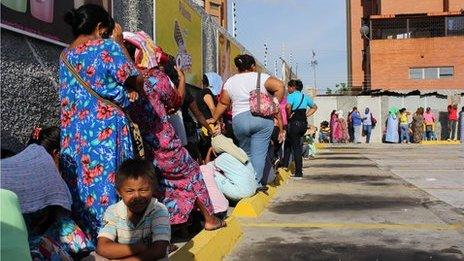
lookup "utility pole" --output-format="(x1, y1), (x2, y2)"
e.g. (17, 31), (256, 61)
(232, 2), (237, 38)
(310, 49), (318, 90)
(264, 43), (268, 68)
(274, 60), (278, 77)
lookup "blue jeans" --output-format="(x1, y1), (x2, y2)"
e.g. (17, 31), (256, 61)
(232, 111), (274, 185)
(363, 125), (372, 143)
(400, 124), (410, 143)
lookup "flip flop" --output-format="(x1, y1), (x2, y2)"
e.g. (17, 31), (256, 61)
(204, 219), (227, 231)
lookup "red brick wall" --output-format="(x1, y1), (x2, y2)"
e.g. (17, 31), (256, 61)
(347, 0), (366, 90)
(380, 0), (444, 15)
(448, 0), (464, 11)
(370, 36), (464, 90)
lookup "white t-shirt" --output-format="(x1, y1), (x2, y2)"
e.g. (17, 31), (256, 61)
(223, 72), (271, 117)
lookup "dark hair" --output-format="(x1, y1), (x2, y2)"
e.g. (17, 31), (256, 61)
(1, 149), (16, 159)
(295, 80), (304, 91)
(27, 126), (60, 155)
(163, 58), (179, 87)
(64, 4), (115, 38)
(288, 80), (297, 87)
(417, 107), (424, 115)
(202, 74), (210, 87)
(399, 108), (406, 113)
(116, 159), (157, 190)
(124, 41), (137, 62)
(234, 54), (255, 72)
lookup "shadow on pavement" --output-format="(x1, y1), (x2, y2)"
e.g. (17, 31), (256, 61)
(304, 174), (393, 182)
(309, 163), (377, 168)
(317, 156), (367, 160)
(270, 193), (419, 214)
(234, 237), (463, 261)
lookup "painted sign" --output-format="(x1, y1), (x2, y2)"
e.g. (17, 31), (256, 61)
(155, 0), (203, 86)
(1, 0), (112, 46)
(217, 32), (230, 81)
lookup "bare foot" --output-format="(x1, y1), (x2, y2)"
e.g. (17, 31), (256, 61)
(204, 217), (226, 231)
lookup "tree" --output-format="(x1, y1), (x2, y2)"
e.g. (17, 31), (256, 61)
(335, 83), (349, 94)
(326, 88), (333, 95)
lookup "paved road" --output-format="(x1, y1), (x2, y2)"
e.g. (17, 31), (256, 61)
(226, 144), (464, 261)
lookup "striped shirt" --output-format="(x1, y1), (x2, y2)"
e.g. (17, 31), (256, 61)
(98, 198), (170, 245)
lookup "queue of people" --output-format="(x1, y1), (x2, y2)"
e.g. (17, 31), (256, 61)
(324, 107), (377, 144)
(385, 105), (463, 144)
(1, 4), (321, 260)
(321, 104), (464, 144)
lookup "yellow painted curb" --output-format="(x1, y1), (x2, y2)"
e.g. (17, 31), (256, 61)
(169, 216), (242, 261)
(232, 168), (292, 218)
(421, 140), (461, 145)
(316, 143), (328, 149)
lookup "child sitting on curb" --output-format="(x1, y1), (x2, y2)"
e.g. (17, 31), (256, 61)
(93, 159), (171, 261)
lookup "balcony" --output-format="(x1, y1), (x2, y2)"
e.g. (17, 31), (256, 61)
(370, 15), (464, 40)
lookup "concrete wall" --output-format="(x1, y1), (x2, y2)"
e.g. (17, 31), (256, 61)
(313, 94), (463, 143)
(0, 0), (153, 151)
(370, 37), (464, 90)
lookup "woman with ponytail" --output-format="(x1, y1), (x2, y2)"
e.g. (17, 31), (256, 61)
(59, 4), (144, 242)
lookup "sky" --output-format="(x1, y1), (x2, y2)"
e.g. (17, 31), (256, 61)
(227, 0), (347, 93)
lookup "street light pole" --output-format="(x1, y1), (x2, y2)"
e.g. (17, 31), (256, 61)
(232, 2), (237, 38)
(361, 25), (371, 91)
(310, 50), (318, 90)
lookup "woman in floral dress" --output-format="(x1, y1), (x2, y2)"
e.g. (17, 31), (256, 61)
(59, 5), (142, 241)
(123, 32), (225, 230)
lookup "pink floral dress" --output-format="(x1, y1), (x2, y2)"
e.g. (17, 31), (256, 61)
(129, 68), (214, 225)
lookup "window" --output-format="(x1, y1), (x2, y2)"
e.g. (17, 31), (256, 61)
(424, 68), (438, 79)
(447, 16), (464, 36)
(410, 67), (454, 80)
(439, 67), (454, 78)
(409, 68), (423, 80)
(210, 2), (221, 10)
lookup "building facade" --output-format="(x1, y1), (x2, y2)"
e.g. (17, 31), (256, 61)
(192, 0), (228, 28)
(347, 0), (464, 91)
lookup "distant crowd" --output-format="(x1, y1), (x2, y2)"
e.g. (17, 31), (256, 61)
(318, 105), (464, 144)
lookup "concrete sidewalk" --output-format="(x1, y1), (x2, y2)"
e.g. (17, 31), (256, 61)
(226, 144), (464, 260)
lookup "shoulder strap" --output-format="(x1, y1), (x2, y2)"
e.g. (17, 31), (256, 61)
(255, 72), (262, 106)
(60, 51), (124, 114)
(255, 72), (261, 91)
(292, 93), (305, 112)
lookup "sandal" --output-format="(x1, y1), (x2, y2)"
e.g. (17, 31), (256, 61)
(256, 186), (269, 195)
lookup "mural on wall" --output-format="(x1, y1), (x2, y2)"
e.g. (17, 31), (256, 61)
(156, 0), (202, 86)
(0, 0), (112, 46)
(229, 40), (242, 76)
(218, 32), (231, 81)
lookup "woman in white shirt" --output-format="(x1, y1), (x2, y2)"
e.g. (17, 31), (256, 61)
(209, 54), (285, 185)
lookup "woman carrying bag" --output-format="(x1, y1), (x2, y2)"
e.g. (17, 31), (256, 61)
(59, 4), (144, 242)
(209, 54), (285, 186)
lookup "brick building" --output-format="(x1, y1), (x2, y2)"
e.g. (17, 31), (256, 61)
(347, 0), (464, 92)
(192, 0), (228, 28)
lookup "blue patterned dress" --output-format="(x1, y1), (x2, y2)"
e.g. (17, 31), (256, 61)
(59, 39), (138, 241)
